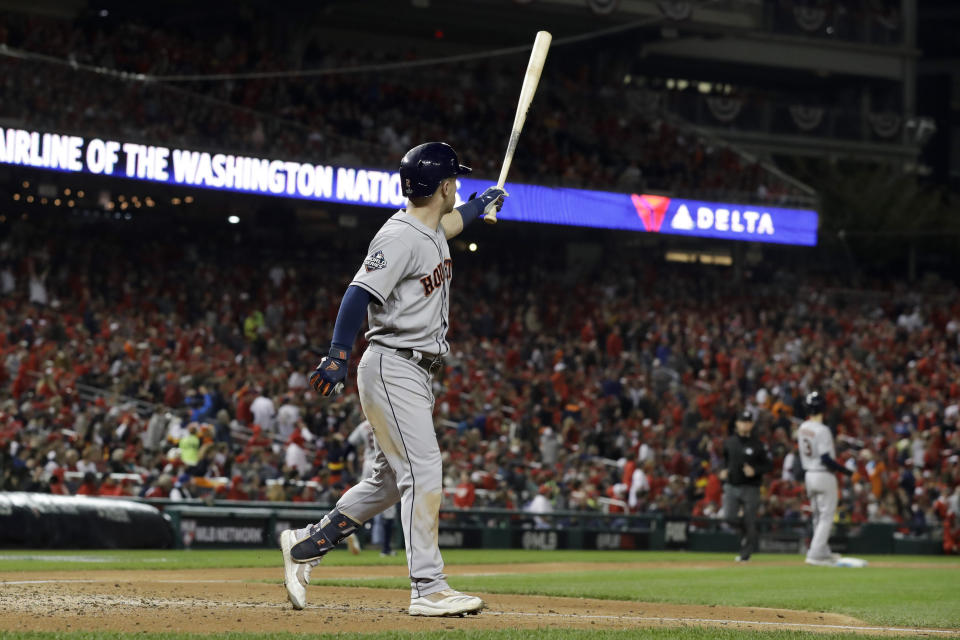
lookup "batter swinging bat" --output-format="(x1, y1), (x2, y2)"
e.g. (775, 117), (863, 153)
(484, 30), (552, 224)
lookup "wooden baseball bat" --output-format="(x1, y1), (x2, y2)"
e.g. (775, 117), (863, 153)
(484, 30), (552, 224)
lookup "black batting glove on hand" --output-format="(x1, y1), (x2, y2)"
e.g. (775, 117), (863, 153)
(470, 186), (507, 217)
(310, 347), (348, 397)
(461, 186), (508, 220)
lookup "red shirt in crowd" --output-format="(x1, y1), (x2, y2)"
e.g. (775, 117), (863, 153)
(454, 481), (476, 509)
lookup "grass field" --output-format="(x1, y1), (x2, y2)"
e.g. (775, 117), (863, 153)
(1, 549), (957, 640)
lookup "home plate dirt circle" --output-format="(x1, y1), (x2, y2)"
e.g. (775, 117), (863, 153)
(0, 566), (956, 637)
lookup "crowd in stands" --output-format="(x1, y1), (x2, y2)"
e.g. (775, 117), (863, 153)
(0, 9), (806, 204)
(0, 220), (958, 552)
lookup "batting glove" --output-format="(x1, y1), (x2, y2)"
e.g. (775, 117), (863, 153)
(461, 186), (508, 220)
(474, 186), (508, 217)
(310, 352), (347, 397)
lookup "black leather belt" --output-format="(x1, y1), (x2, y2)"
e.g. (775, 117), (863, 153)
(396, 348), (443, 374)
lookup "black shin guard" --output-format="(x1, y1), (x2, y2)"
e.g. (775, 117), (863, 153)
(290, 509), (360, 562)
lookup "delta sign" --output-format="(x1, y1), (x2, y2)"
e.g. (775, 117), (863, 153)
(1, 127), (818, 246)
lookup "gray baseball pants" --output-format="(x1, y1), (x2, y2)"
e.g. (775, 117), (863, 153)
(805, 470), (838, 561)
(334, 346), (448, 599)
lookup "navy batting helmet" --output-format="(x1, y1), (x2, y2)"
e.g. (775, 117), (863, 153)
(399, 142), (471, 198)
(804, 391), (826, 414)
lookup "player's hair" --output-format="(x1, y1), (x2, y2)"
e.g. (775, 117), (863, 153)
(408, 177), (454, 208)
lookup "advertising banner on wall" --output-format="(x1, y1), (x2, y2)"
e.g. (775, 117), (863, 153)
(1, 127), (818, 245)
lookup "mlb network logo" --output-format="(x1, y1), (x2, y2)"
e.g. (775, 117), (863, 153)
(631, 194), (776, 236)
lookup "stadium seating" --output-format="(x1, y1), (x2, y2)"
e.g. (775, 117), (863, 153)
(0, 221), (957, 545)
(0, 10), (806, 205)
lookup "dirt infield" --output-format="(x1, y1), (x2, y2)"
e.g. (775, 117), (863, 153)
(0, 565), (956, 637)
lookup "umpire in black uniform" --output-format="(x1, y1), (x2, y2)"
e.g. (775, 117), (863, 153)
(721, 409), (772, 562)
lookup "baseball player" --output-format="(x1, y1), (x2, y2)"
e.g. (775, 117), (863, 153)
(346, 419), (396, 555)
(279, 142), (506, 616)
(796, 391), (853, 566)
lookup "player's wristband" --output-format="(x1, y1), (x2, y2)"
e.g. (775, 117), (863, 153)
(329, 344), (350, 361)
(456, 194), (485, 228)
(458, 188), (506, 229)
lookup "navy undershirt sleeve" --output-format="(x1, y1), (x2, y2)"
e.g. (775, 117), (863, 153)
(330, 285), (371, 358)
(820, 453), (852, 475)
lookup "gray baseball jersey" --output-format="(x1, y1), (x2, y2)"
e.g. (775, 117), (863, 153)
(350, 211), (451, 356)
(797, 420), (835, 472)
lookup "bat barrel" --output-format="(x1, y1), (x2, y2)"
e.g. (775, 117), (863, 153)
(485, 30), (552, 225)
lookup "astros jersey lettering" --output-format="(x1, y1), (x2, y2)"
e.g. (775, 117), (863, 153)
(350, 211), (451, 356)
(796, 420), (835, 472)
